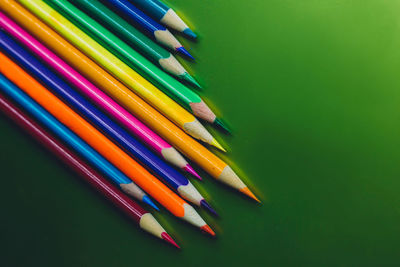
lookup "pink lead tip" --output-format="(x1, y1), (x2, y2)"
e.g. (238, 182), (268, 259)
(161, 232), (180, 249)
(183, 164), (202, 180)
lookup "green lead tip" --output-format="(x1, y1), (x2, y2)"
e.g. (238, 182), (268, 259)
(182, 72), (202, 89)
(214, 118), (231, 133)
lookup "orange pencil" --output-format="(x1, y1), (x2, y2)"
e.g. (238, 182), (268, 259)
(0, 52), (214, 235)
(0, 0), (258, 201)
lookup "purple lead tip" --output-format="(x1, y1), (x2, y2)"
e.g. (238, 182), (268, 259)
(183, 164), (202, 180)
(176, 46), (195, 60)
(200, 199), (218, 217)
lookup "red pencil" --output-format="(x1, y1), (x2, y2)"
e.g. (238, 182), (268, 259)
(0, 92), (179, 248)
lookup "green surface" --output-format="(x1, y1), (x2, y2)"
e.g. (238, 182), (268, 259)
(1, 0), (400, 266)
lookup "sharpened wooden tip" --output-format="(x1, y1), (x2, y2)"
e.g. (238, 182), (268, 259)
(211, 138), (226, 152)
(183, 28), (197, 39)
(161, 232), (180, 249)
(200, 225), (216, 236)
(214, 118), (231, 133)
(183, 164), (202, 180)
(181, 72), (201, 88)
(176, 46), (194, 60)
(189, 99), (216, 123)
(240, 187), (261, 203)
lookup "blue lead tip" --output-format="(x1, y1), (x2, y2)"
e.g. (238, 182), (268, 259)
(143, 195), (159, 211)
(200, 199), (218, 217)
(176, 46), (195, 60)
(183, 28), (197, 39)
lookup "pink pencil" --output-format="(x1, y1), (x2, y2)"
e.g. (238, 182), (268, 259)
(0, 12), (201, 179)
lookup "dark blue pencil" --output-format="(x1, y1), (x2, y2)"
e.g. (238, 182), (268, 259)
(131, 0), (196, 39)
(0, 30), (215, 214)
(103, 0), (194, 59)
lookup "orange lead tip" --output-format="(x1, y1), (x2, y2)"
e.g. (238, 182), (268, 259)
(240, 187), (261, 203)
(161, 232), (180, 249)
(200, 225), (216, 236)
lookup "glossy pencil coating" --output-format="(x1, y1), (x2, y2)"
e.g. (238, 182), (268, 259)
(0, 11), (198, 177)
(19, 0), (220, 148)
(47, 0), (221, 129)
(131, 0), (197, 38)
(0, 52), (215, 230)
(103, 0), (192, 58)
(0, 91), (176, 245)
(0, 31), (212, 211)
(73, 0), (198, 87)
(0, 71), (154, 207)
(0, 0), (258, 201)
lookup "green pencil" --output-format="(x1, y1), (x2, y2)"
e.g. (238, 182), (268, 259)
(73, 0), (199, 88)
(46, 0), (229, 131)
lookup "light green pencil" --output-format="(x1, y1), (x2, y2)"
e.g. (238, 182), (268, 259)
(45, 0), (229, 132)
(21, 0), (225, 150)
(73, 0), (199, 88)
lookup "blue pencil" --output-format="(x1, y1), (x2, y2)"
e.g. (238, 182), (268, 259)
(0, 72), (157, 210)
(0, 31), (215, 215)
(131, 0), (196, 39)
(103, 0), (194, 59)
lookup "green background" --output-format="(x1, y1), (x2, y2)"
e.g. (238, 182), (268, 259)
(1, 0), (400, 266)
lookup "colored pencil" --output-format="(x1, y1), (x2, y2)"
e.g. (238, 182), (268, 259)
(0, 60), (157, 210)
(0, 11), (200, 178)
(131, 0), (196, 39)
(49, 0), (228, 132)
(0, 0), (259, 201)
(19, 0), (223, 150)
(73, 0), (199, 88)
(0, 52), (215, 235)
(0, 90), (177, 247)
(103, 0), (193, 59)
(0, 31), (215, 215)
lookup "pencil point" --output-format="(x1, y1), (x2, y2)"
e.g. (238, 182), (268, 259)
(161, 232), (180, 249)
(142, 195), (159, 211)
(183, 164), (202, 180)
(181, 72), (201, 89)
(176, 46), (194, 60)
(200, 225), (216, 236)
(183, 28), (197, 39)
(240, 187), (261, 203)
(200, 199), (218, 216)
(214, 118), (231, 133)
(210, 138), (226, 152)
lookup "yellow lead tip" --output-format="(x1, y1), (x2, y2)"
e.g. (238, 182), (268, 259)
(240, 187), (261, 203)
(210, 138), (226, 152)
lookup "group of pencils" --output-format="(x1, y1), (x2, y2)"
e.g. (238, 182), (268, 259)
(0, 0), (259, 248)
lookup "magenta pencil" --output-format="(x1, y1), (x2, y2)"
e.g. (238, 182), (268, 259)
(0, 12), (200, 179)
(0, 92), (179, 247)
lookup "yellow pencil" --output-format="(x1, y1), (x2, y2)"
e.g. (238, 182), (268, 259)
(18, 0), (224, 151)
(0, 0), (259, 201)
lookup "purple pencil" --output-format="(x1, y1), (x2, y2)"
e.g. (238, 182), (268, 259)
(0, 12), (201, 179)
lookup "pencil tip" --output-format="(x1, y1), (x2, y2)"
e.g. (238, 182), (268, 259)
(214, 118), (231, 133)
(161, 232), (180, 248)
(200, 199), (218, 216)
(183, 164), (202, 180)
(182, 72), (201, 89)
(240, 187), (261, 203)
(176, 46), (195, 60)
(210, 138), (226, 152)
(183, 28), (197, 39)
(200, 225), (216, 236)
(142, 195), (159, 211)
